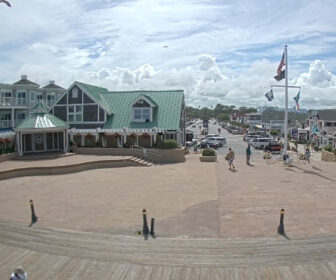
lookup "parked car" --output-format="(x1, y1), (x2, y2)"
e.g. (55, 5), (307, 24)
(249, 137), (274, 149)
(264, 141), (282, 153)
(208, 137), (227, 147)
(206, 134), (220, 139)
(200, 139), (220, 149)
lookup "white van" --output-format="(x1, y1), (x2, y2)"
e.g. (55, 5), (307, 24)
(249, 137), (273, 149)
(208, 137), (227, 147)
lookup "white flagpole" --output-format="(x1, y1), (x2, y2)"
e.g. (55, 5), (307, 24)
(284, 45), (288, 157)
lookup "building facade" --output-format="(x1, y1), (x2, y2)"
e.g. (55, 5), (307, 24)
(308, 109), (336, 148)
(0, 75), (65, 131)
(49, 81), (186, 149)
(261, 107), (308, 125)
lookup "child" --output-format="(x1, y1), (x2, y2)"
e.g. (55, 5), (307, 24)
(305, 148), (310, 163)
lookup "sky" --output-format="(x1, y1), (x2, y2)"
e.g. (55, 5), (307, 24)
(1, 0), (336, 109)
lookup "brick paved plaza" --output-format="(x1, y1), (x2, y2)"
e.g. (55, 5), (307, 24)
(0, 153), (335, 239)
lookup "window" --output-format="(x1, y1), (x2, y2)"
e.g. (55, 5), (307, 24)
(17, 91), (27, 105)
(37, 94), (43, 100)
(1, 91), (11, 105)
(72, 88), (78, 98)
(132, 107), (152, 122)
(68, 104), (82, 122)
(30, 91), (36, 102)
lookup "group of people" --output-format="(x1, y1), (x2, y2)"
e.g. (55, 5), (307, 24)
(224, 144), (253, 171)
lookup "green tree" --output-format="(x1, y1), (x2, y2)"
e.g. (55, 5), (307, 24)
(217, 113), (230, 122)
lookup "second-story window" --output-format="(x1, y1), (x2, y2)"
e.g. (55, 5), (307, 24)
(30, 91), (36, 102)
(132, 98), (152, 122)
(17, 91), (27, 106)
(37, 94), (43, 100)
(68, 105), (82, 122)
(132, 107), (151, 122)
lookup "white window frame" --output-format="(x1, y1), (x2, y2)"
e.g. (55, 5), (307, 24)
(68, 104), (83, 123)
(30, 91), (36, 102)
(132, 107), (152, 122)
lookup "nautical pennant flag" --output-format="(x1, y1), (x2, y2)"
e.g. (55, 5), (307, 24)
(265, 89), (274, 101)
(293, 90), (300, 111)
(274, 52), (286, 81)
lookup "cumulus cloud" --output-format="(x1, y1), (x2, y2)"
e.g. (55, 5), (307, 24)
(296, 60), (335, 88)
(1, 1), (336, 109)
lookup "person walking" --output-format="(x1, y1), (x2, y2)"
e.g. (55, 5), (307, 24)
(305, 148), (311, 163)
(226, 147), (235, 170)
(246, 144), (251, 165)
(10, 266), (27, 280)
(193, 142), (198, 153)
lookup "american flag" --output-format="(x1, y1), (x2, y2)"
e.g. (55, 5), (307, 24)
(277, 52), (285, 75)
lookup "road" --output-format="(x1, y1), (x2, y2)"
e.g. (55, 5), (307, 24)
(189, 121), (262, 157)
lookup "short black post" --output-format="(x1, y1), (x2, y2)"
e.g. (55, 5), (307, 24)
(150, 218), (156, 238)
(142, 209), (149, 240)
(277, 208), (285, 235)
(30, 199), (38, 224)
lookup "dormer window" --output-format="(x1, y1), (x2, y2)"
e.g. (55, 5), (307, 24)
(133, 107), (151, 122)
(131, 95), (157, 123)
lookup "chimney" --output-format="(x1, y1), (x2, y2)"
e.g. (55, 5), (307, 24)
(21, 75), (27, 80)
(49, 80), (55, 85)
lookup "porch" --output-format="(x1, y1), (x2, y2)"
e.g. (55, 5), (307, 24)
(16, 130), (67, 156)
(70, 128), (183, 148)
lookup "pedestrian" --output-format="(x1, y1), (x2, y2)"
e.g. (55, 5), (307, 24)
(226, 147), (235, 170)
(246, 144), (251, 165)
(305, 148), (310, 163)
(10, 266), (27, 280)
(193, 142), (198, 153)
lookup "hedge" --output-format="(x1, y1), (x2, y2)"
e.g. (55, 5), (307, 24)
(157, 140), (178, 149)
(202, 148), (216, 156)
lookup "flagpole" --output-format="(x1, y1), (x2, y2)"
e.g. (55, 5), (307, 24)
(284, 45), (288, 157)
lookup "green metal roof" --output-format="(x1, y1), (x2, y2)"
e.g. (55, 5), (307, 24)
(102, 90), (183, 130)
(32, 101), (49, 113)
(73, 82), (184, 130)
(16, 113), (68, 130)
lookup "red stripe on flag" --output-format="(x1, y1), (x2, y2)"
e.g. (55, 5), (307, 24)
(277, 53), (285, 75)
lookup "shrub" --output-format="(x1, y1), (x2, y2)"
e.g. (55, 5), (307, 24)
(157, 139), (178, 149)
(202, 148), (216, 156)
(324, 146), (333, 152)
(270, 130), (278, 136)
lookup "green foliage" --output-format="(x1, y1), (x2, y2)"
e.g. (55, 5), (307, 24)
(270, 130), (278, 136)
(185, 104), (257, 120)
(157, 139), (178, 149)
(217, 113), (230, 122)
(202, 148), (216, 156)
(324, 146), (333, 152)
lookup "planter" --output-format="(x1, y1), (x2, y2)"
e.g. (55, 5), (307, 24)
(200, 155), (217, 162)
(322, 150), (336, 162)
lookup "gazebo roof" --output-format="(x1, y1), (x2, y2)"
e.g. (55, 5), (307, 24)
(16, 113), (68, 130)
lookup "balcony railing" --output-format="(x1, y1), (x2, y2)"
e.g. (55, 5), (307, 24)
(0, 120), (11, 129)
(0, 97), (28, 107)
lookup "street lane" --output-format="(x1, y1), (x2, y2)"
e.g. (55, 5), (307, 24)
(188, 120), (263, 158)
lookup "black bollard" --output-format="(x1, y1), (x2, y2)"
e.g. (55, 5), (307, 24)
(277, 208), (285, 235)
(30, 199), (38, 224)
(150, 218), (156, 238)
(142, 209), (149, 240)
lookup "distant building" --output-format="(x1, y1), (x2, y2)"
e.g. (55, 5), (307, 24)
(0, 75), (65, 130)
(308, 109), (336, 148)
(261, 107), (308, 125)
